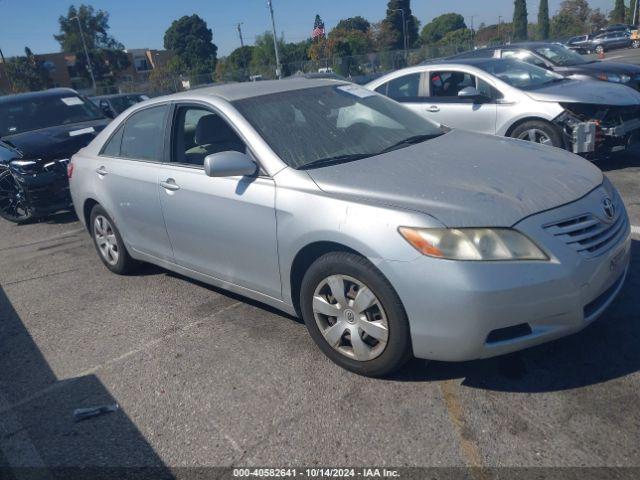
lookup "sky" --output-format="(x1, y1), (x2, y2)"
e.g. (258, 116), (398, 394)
(0, 0), (618, 58)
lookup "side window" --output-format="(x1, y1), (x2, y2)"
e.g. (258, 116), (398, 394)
(120, 105), (168, 161)
(173, 106), (246, 166)
(477, 79), (503, 101)
(100, 125), (124, 157)
(429, 71), (475, 98)
(501, 50), (547, 68)
(385, 73), (421, 100)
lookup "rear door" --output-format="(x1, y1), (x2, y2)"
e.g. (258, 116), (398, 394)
(92, 104), (174, 261)
(373, 71), (428, 114)
(421, 69), (498, 135)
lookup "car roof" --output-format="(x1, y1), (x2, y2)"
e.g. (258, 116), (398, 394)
(0, 87), (80, 104)
(157, 77), (349, 102)
(90, 93), (146, 100)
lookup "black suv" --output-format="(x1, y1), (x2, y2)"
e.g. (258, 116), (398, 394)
(449, 42), (640, 90)
(0, 88), (109, 223)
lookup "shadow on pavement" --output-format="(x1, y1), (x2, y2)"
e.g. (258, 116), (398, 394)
(393, 239), (640, 392)
(0, 285), (174, 479)
(596, 146), (640, 172)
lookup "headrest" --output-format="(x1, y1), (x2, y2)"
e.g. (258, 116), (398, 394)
(194, 114), (237, 145)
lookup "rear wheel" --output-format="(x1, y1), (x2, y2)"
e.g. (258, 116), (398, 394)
(90, 204), (137, 274)
(0, 169), (33, 224)
(300, 252), (411, 377)
(595, 45), (605, 54)
(632, 40), (640, 49)
(510, 120), (564, 149)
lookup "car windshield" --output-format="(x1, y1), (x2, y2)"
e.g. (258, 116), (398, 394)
(233, 85), (443, 169)
(476, 59), (565, 90)
(0, 93), (105, 136)
(533, 44), (589, 66)
(108, 94), (149, 114)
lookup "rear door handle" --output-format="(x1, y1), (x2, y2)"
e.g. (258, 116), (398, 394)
(160, 178), (180, 191)
(427, 106), (440, 113)
(96, 166), (107, 176)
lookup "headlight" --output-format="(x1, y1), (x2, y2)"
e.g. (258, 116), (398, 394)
(598, 73), (631, 83)
(9, 160), (39, 173)
(398, 227), (549, 261)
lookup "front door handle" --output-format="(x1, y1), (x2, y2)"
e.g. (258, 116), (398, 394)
(96, 166), (107, 176)
(160, 178), (180, 191)
(427, 105), (440, 113)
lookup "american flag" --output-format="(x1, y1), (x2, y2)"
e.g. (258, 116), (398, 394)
(312, 15), (325, 39)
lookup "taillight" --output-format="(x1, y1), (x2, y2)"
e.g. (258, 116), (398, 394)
(67, 162), (74, 179)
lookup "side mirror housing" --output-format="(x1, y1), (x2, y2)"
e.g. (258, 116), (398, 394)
(204, 151), (257, 178)
(458, 86), (488, 101)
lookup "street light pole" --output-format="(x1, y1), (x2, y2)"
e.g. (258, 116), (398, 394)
(237, 22), (245, 48)
(391, 8), (408, 56)
(267, 0), (282, 79)
(498, 16), (503, 43)
(71, 15), (97, 93)
(0, 46), (13, 91)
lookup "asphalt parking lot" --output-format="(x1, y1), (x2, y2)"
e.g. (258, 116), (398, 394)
(1, 62), (640, 478)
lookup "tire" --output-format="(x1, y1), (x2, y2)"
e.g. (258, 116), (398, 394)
(0, 169), (33, 224)
(89, 204), (137, 274)
(595, 45), (605, 54)
(510, 120), (564, 149)
(300, 251), (411, 377)
(633, 40), (640, 49)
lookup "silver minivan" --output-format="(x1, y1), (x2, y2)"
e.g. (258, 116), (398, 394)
(70, 78), (630, 376)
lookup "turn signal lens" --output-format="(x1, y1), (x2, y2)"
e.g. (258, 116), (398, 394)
(67, 162), (74, 179)
(398, 227), (548, 261)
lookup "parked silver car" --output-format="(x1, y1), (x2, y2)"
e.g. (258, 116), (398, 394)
(366, 58), (640, 156)
(69, 78), (631, 376)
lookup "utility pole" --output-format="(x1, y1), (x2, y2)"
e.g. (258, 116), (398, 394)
(634, 0), (639, 26)
(469, 15), (477, 48)
(391, 8), (408, 57)
(0, 46), (13, 92)
(498, 16), (503, 43)
(237, 22), (245, 48)
(71, 15), (97, 93)
(266, 0), (282, 79)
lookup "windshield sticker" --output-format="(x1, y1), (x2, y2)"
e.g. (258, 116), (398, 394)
(337, 85), (376, 98)
(69, 127), (95, 137)
(61, 97), (85, 106)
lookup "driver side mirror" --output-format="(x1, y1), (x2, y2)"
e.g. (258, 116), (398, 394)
(204, 151), (257, 178)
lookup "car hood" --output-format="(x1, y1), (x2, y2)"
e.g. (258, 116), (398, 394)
(523, 79), (640, 105)
(304, 130), (603, 228)
(2, 119), (109, 161)
(567, 60), (640, 76)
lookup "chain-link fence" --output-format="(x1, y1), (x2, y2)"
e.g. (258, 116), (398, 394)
(95, 42), (475, 97)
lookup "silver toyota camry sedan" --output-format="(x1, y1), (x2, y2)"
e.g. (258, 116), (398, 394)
(69, 78), (631, 377)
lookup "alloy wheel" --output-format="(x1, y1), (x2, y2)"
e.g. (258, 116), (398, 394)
(0, 170), (30, 222)
(312, 274), (389, 361)
(93, 215), (120, 265)
(518, 128), (552, 146)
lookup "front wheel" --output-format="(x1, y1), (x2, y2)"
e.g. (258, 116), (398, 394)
(300, 252), (411, 377)
(595, 45), (605, 54)
(510, 120), (564, 149)
(632, 40), (640, 49)
(0, 169), (33, 224)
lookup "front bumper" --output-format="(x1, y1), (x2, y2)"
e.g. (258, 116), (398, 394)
(9, 159), (72, 216)
(380, 186), (631, 362)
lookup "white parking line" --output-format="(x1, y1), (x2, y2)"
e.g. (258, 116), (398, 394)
(632, 225), (640, 237)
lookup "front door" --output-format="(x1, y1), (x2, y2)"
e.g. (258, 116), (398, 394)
(157, 104), (281, 299)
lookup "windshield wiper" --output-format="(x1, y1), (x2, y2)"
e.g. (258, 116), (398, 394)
(377, 133), (441, 154)
(298, 153), (373, 170)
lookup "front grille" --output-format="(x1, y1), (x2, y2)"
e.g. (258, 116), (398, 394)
(543, 196), (628, 258)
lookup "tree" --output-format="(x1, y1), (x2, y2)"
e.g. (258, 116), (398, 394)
(163, 15), (218, 75)
(54, 4), (129, 86)
(538, 0), (550, 39)
(611, 0), (626, 23)
(589, 9), (608, 31)
(4, 47), (51, 93)
(420, 13), (466, 44)
(513, 0), (528, 40)
(381, 0), (420, 50)
(335, 16), (371, 33)
(550, 0), (593, 37)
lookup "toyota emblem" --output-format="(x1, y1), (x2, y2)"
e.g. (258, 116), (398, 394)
(602, 197), (615, 220)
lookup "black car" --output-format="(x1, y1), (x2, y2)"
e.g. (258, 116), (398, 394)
(0, 88), (109, 223)
(90, 93), (149, 118)
(449, 42), (640, 90)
